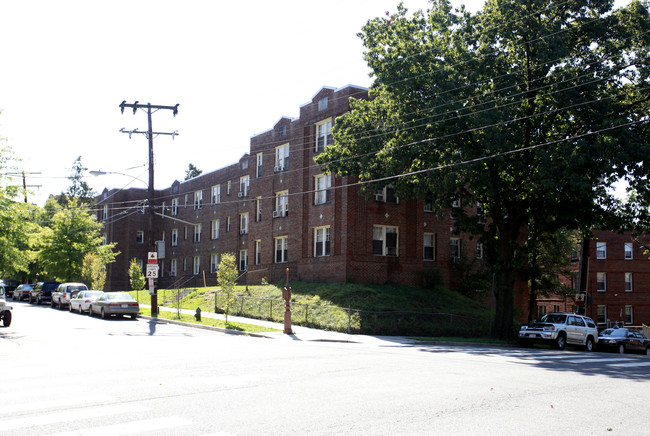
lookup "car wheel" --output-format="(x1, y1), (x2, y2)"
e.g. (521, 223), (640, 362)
(88, 306), (93, 317)
(618, 343), (626, 354)
(101, 308), (107, 319)
(554, 334), (566, 351)
(645, 347), (650, 356)
(2, 311), (11, 327)
(585, 337), (595, 352)
(131, 314), (138, 320)
(37, 297), (41, 305)
(78, 305), (83, 314)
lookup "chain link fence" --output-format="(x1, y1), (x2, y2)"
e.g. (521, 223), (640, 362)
(200, 292), (491, 337)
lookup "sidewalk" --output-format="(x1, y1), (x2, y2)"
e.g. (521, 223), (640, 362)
(139, 304), (413, 347)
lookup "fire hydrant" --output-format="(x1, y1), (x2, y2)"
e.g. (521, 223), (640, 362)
(194, 307), (202, 321)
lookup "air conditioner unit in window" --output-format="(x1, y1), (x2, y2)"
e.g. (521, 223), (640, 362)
(274, 165), (281, 172)
(238, 191), (244, 198)
(169, 272), (176, 277)
(374, 194), (384, 202)
(240, 229), (247, 235)
(272, 210), (280, 218)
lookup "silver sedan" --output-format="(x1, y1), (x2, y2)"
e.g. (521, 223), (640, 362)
(89, 292), (139, 319)
(69, 290), (104, 314)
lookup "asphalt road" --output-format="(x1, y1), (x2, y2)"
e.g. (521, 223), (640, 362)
(1, 300), (649, 435)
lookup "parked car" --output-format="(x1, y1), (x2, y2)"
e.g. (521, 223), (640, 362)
(0, 279), (19, 299)
(597, 328), (650, 355)
(519, 312), (598, 351)
(29, 281), (61, 305)
(69, 290), (104, 314)
(51, 282), (88, 310)
(12, 284), (33, 301)
(0, 285), (12, 327)
(89, 292), (139, 319)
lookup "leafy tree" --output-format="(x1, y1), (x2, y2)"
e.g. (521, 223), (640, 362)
(184, 163), (203, 180)
(39, 198), (117, 281)
(317, 0), (650, 338)
(217, 252), (238, 323)
(81, 252), (106, 290)
(57, 156), (96, 207)
(129, 258), (146, 302)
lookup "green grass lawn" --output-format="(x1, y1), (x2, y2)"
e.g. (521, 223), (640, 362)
(141, 307), (279, 333)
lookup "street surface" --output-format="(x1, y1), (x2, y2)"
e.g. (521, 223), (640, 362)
(1, 301), (649, 435)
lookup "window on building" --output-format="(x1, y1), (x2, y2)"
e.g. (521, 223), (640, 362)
(625, 305), (633, 324)
(274, 191), (289, 217)
(450, 238), (461, 263)
(256, 153), (263, 178)
(184, 194), (188, 209)
(318, 97), (328, 111)
(193, 256), (201, 275)
(553, 305), (560, 313)
(241, 159), (248, 170)
(424, 233), (435, 261)
(314, 174), (332, 204)
(227, 216), (231, 232)
(255, 240), (262, 265)
(211, 185), (221, 204)
(194, 190), (203, 210)
(194, 224), (202, 243)
(597, 305), (607, 324)
(624, 242), (633, 260)
(314, 227), (331, 257)
(424, 202), (433, 212)
(136, 231), (144, 244)
(240, 213), (249, 235)
(170, 259), (177, 277)
(537, 305), (547, 317)
(256, 197), (262, 222)
(275, 144), (290, 171)
(183, 258), (187, 272)
(372, 225), (398, 257)
(239, 176), (250, 197)
(275, 236), (288, 263)
(277, 125), (287, 137)
(211, 220), (220, 240)
(211, 254), (219, 273)
(103, 204), (109, 221)
(596, 242), (606, 259)
(476, 242), (484, 260)
(171, 198), (178, 216)
(184, 226), (188, 241)
(374, 185), (398, 203)
(137, 201), (146, 215)
(315, 119), (332, 153)
(596, 272), (606, 292)
(227, 180), (231, 196)
(171, 229), (178, 247)
(239, 249), (248, 271)
(625, 272), (633, 292)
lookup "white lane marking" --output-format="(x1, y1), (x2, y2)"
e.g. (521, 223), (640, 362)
(52, 416), (193, 436)
(609, 361), (650, 368)
(566, 358), (629, 364)
(0, 404), (148, 431)
(1, 393), (112, 415)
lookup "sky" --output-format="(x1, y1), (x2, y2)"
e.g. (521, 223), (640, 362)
(0, 0), (627, 207)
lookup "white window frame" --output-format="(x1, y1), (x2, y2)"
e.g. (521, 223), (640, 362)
(171, 229), (178, 247)
(476, 242), (483, 260)
(193, 256), (201, 275)
(625, 305), (633, 324)
(275, 143), (290, 171)
(424, 233), (435, 261)
(239, 175), (250, 197)
(239, 249), (248, 271)
(210, 254), (219, 274)
(315, 118), (332, 153)
(255, 239), (262, 265)
(256, 152), (263, 178)
(596, 242), (606, 259)
(450, 238), (461, 263)
(314, 226), (331, 257)
(211, 185), (221, 204)
(596, 272), (606, 292)
(240, 213), (249, 235)
(136, 230), (144, 244)
(314, 174), (332, 205)
(275, 191), (289, 217)
(170, 258), (177, 277)
(625, 272), (633, 292)
(194, 190), (203, 210)
(194, 224), (202, 243)
(275, 236), (288, 263)
(597, 305), (607, 324)
(256, 197), (262, 222)
(624, 242), (633, 260)
(211, 219), (220, 240)
(372, 225), (398, 257)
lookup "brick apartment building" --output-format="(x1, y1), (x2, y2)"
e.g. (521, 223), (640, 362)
(97, 85), (483, 295)
(96, 85), (650, 327)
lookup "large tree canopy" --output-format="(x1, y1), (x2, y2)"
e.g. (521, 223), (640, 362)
(317, 0), (650, 338)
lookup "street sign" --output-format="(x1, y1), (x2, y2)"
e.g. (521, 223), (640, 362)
(146, 264), (159, 278)
(148, 252), (157, 264)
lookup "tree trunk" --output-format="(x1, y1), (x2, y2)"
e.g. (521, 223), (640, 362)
(493, 268), (516, 340)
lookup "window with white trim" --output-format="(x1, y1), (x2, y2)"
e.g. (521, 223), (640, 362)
(476, 242), (484, 260)
(137, 201), (145, 214)
(275, 236), (288, 263)
(193, 256), (201, 275)
(227, 180), (231, 196)
(625, 305), (633, 324)
(194, 224), (202, 243)
(450, 238), (461, 263)
(256, 197), (262, 222)
(596, 242), (606, 259)
(256, 153), (263, 178)
(275, 143), (290, 171)
(171, 229), (178, 247)
(194, 190), (203, 210)
(211, 220), (220, 240)
(240, 213), (249, 235)
(211, 185), (220, 204)
(211, 254), (219, 273)
(625, 272), (633, 292)
(597, 305), (607, 324)
(375, 185), (398, 203)
(239, 175), (250, 197)
(314, 226), (330, 257)
(103, 204), (109, 221)
(274, 191), (289, 217)
(170, 259), (177, 277)
(372, 225), (398, 257)
(596, 272), (606, 292)
(227, 216), (231, 232)
(314, 174), (332, 204)
(624, 242), (633, 260)
(136, 231), (144, 244)
(255, 240), (262, 265)
(424, 233), (435, 261)
(315, 119), (332, 153)
(239, 249), (248, 271)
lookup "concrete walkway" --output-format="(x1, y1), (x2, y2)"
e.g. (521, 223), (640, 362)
(139, 304), (413, 346)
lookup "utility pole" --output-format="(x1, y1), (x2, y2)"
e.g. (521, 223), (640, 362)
(119, 101), (179, 317)
(6, 172), (41, 203)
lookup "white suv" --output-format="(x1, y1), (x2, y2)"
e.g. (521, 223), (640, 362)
(51, 283), (88, 310)
(519, 312), (598, 351)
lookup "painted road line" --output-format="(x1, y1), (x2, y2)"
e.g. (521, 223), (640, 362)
(51, 416), (193, 436)
(565, 357), (630, 364)
(609, 361), (650, 368)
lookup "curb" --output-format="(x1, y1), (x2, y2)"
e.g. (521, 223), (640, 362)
(139, 315), (273, 339)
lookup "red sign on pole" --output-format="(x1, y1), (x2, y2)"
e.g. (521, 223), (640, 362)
(148, 252), (157, 264)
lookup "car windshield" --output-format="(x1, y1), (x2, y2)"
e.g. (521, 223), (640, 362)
(68, 285), (87, 292)
(105, 293), (135, 301)
(600, 328), (628, 337)
(540, 314), (567, 324)
(86, 291), (103, 297)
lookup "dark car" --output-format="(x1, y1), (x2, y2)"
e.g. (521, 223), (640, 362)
(597, 328), (650, 355)
(0, 279), (19, 299)
(29, 281), (61, 305)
